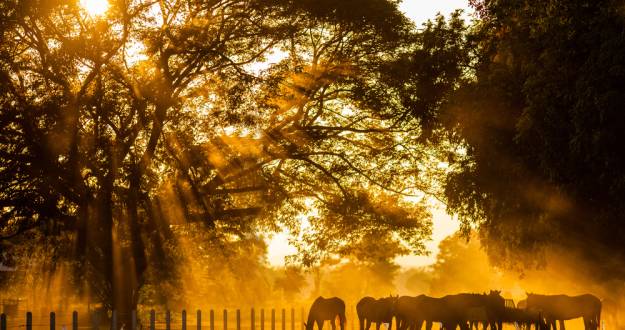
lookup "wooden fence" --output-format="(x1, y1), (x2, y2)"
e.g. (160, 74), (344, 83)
(0, 308), (346, 330)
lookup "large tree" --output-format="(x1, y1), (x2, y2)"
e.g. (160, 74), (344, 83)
(0, 0), (463, 323)
(443, 0), (625, 281)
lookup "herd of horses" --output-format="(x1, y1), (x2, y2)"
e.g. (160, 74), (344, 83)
(304, 292), (602, 330)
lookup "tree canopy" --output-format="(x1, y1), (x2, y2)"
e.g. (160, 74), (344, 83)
(444, 0), (625, 278)
(0, 0), (468, 320)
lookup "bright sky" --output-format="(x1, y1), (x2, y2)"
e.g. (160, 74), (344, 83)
(266, 1), (472, 269)
(399, 0), (473, 26)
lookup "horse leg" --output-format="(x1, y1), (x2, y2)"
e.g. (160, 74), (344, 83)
(340, 314), (346, 330)
(558, 320), (564, 330)
(317, 320), (323, 330)
(366, 320), (372, 330)
(360, 317), (365, 330)
(425, 321), (432, 330)
(331, 319), (336, 330)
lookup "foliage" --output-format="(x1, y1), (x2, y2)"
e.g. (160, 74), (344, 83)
(0, 0), (464, 316)
(443, 0), (625, 278)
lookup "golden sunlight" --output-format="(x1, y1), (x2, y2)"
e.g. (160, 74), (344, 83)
(80, 0), (109, 16)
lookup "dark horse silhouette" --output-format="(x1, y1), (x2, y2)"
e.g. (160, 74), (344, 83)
(514, 299), (549, 330)
(305, 296), (347, 330)
(395, 295), (424, 330)
(501, 306), (548, 330)
(443, 291), (506, 330)
(396, 294), (478, 330)
(357, 296), (398, 330)
(526, 293), (601, 330)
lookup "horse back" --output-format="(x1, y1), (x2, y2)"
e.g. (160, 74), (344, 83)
(310, 296), (345, 320)
(528, 294), (601, 320)
(396, 296), (419, 314)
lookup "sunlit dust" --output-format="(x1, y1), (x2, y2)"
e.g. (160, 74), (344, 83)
(80, 0), (109, 16)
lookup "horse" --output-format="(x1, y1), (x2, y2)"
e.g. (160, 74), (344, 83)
(466, 307), (488, 330)
(526, 293), (601, 330)
(501, 306), (548, 330)
(357, 296), (398, 330)
(305, 296), (347, 330)
(396, 291), (505, 330)
(514, 299), (548, 330)
(443, 291), (506, 330)
(412, 295), (468, 330)
(395, 296), (425, 330)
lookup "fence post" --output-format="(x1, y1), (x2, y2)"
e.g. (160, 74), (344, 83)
(261, 309), (264, 330)
(1, 314), (5, 330)
(50, 312), (56, 330)
(112, 310), (117, 330)
(210, 310), (215, 330)
(27, 311), (32, 330)
(223, 310), (227, 330)
(197, 310), (202, 330)
(281, 310), (285, 330)
(150, 310), (156, 330)
(251, 309), (255, 330)
(271, 309), (275, 330)
(300, 309), (304, 330)
(132, 310), (137, 330)
(236, 310), (240, 330)
(73, 311), (78, 330)
(92, 308), (100, 330)
(166, 310), (171, 330)
(182, 310), (187, 330)
(290, 309), (294, 330)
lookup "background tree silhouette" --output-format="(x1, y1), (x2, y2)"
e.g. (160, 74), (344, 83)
(442, 0), (625, 280)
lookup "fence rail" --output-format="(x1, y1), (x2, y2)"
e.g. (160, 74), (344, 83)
(0, 308), (318, 330)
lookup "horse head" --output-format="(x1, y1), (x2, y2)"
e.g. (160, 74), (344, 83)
(488, 290), (505, 310)
(380, 294), (400, 315)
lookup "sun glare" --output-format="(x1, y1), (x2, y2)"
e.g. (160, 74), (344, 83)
(80, 0), (109, 16)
